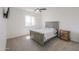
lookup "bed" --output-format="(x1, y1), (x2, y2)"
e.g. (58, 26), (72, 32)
(30, 21), (59, 46)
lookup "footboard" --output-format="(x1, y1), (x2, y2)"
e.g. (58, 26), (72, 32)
(30, 30), (44, 46)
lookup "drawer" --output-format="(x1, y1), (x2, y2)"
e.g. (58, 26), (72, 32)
(59, 30), (70, 41)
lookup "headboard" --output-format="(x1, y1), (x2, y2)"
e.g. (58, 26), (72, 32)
(45, 21), (59, 30)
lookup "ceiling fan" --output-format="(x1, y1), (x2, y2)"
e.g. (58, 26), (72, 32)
(35, 8), (47, 12)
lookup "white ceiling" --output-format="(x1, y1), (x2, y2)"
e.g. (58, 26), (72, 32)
(20, 7), (37, 12)
(18, 7), (48, 13)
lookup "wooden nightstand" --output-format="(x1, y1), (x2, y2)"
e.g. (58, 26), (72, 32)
(59, 30), (70, 41)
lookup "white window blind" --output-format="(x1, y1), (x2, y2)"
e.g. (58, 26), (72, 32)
(25, 16), (35, 27)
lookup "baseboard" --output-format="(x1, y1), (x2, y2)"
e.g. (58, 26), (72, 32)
(7, 34), (29, 40)
(71, 40), (79, 43)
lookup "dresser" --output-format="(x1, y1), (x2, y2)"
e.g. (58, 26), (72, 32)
(59, 30), (70, 41)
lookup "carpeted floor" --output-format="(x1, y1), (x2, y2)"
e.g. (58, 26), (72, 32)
(6, 35), (79, 51)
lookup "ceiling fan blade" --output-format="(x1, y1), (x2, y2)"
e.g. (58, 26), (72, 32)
(40, 8), (47, 10)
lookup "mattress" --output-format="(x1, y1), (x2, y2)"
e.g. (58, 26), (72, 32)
(31, 28), (57, 42)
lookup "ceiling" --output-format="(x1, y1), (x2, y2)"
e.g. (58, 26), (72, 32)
(18, 7), (48, 13)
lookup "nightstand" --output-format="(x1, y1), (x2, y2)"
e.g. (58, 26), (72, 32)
(59, 30), (70, 41)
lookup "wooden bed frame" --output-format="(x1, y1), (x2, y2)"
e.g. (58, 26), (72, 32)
(30, 21), (59, 46)
(30, 31), (45, 46)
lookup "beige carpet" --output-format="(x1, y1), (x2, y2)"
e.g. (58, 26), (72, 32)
(6, 35), (79, 51)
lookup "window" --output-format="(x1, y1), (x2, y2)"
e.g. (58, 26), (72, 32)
(25, 16), (35, 27)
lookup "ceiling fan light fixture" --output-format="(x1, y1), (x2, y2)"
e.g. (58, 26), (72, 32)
(36, 9), (40, 12)
(35, 8), (47, 12)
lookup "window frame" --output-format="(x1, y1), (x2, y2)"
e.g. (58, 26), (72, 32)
(25, 15), (36, 27)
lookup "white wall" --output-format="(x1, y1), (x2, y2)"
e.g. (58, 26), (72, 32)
(0, 8), (7, 50)
(42, 7), (79, 42)
(7, 8), (42, 39)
